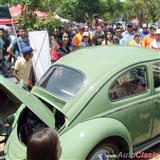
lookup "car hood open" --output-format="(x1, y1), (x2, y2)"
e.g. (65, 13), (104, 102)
(0, 76), (55, 128)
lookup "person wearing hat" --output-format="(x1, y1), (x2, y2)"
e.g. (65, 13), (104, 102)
(142, 25), (156, 48)
(120, 22), (134, 46)
(150, 28), (160, 50)
(139, 23), (149, 39)
(78, 31), (92, 47)
(13, 46), (33, 88)
(72, 24), (85, 49)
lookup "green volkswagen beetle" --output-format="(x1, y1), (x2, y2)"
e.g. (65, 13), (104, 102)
(1, 46), (160, 160)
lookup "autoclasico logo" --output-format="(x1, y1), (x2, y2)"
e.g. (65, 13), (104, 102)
(106, 152), (160, 159)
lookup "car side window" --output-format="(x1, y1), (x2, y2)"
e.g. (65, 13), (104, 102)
(153, 63), (160, 88)
(109, 66), (148, 101)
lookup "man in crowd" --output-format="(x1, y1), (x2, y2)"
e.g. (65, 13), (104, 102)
(140, 23), (149, 39)
(120, 22), (134, 45)
(150, 28), (160, 50)
(92, 13), (106, 29)
(113, 27), (123, 42)
(7, 27), (30, 61)
(142, 25), (156, 48)
(72, 24), (85, 48)
(0, 28), (10, 76)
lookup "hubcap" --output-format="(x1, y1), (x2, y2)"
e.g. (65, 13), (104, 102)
(90, 147), (117, 160)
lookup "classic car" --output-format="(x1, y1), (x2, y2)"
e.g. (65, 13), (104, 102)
(0, 46), (160, 160)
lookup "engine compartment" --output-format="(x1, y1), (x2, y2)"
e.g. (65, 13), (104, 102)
(18, 106), (65, 145)
(17, 108), (47, 145)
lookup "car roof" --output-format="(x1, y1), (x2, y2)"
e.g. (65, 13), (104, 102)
(56, 46), (159, 80)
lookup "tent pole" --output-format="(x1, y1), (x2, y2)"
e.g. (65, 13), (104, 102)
(8, 4), (22, 56)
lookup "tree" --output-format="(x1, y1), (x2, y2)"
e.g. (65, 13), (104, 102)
(58, 0), (102, 22)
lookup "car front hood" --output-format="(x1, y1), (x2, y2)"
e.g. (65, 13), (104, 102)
(0, 76), (55, 128)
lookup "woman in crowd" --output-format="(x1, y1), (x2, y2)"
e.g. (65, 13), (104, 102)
(102, 30), (114, 45)
(50, 30), (72, 62)
(27, 128), (62, 160)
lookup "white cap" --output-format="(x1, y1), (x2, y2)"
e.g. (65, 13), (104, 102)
(83, 32), (89, 37)
(155, 28), (160, 34)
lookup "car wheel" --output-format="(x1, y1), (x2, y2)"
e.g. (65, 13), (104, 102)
(86, 141), (120, 160)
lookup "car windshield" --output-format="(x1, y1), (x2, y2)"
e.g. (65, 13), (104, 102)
(37, 66), (85, 100)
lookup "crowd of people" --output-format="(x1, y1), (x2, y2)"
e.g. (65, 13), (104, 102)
(49, 14), (160, 62)
(0, 13), (160, 160)
(0, 13), (160, 89)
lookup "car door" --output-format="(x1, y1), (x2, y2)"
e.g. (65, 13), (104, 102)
(108, 64), (154, 146)
(150, 61), (160, 138)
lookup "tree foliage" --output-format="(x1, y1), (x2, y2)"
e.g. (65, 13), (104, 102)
(0, 0), (160, 30)
(58, 0), (101, 22)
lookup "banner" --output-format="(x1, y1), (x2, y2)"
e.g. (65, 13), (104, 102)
(29, 30), (51, 81)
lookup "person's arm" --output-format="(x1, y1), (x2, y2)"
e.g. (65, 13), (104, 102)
(25, 67), (33, 87)
(13, 68), (20, 81)
(13, 60), (21, 81)
(7, 45), (17, 60)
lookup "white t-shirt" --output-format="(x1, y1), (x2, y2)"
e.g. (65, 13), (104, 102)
(14, 57), (32, 82)
(150, 40), (160, 49)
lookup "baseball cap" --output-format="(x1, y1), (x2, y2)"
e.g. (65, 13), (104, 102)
(149, 24), (157, 30)
(155, 28), (160, 34)
(83, 32), (89, 37)
(21, 46), (33, 56)
(126, 22), (133, 27)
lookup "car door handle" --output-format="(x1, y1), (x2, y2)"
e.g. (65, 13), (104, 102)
(154, 99), (160, 104)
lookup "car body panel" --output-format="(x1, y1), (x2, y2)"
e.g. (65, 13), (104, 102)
(32, 46), (159, 123)
(3, 46), (160, 160)
(5, 124), (26, 160)
(60, 118), (133, 160)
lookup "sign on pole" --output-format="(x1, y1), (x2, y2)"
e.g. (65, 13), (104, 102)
(29, 30), (51, 81)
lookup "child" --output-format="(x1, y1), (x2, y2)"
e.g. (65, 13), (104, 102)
(13, 46), (33, 88)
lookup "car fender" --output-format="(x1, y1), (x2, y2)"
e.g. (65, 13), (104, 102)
(60, 118), (133, 160)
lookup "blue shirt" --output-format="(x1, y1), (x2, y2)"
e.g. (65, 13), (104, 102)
(11, 37), (30, 57)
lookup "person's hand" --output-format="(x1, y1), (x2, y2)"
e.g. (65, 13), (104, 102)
(25, 80), (33, 88)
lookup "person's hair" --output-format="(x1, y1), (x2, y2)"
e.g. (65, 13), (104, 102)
(17, 26), (26, 32)
(58, 30), (72, 47)
(93, 13), (99, 19)
(0, 28), (4, 31)
(27, 128), (59, 160)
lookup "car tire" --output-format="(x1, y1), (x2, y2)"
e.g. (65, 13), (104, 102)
(86, 140), (121, 160)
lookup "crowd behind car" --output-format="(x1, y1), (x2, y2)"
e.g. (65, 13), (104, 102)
(0, 13), (160, 160)
(0, 13), (160, 88)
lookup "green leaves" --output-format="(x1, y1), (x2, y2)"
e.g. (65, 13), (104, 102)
(1, 0), (160, 30)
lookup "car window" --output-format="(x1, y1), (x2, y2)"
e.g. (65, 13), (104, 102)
(153, 63), (160, 88)
(109, 66), (148, 101)
(37, 66), (85, 100)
